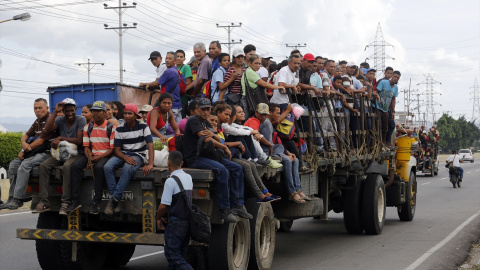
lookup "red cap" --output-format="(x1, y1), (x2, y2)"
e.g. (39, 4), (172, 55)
(303, 53), (315, 61)
(124, 103), (142, 119)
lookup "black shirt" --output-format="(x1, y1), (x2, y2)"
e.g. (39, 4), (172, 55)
(183, 115), (212, 166)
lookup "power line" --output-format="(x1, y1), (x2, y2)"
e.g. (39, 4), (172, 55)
(417, 74), (442, 125)
(364, 23), (395, 78)
(286, 43), (307, 50)
(217, 23), (243, 56)
(470, 78), (480, 124)
(75, 59), (105, 83)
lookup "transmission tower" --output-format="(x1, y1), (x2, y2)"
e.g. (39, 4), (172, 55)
(104, 1), (137, 83)
(470, 77), (480, 124)
(417, 74), (442, 126)
(364, 23), (395, 77)
(216, 23), (242, 56)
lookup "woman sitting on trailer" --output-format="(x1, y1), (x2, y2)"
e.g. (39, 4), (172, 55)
(147, 93), (180, 143)
(104, 101), (120, 127)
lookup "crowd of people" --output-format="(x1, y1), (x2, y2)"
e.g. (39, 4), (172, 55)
(0, 41), (408, 269)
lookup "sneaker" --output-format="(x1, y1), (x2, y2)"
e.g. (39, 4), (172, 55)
(59, 203), (69, 215)
(67, 201), (82, 212)
(32, 202), (50, 213)
(256, 159), (269, 166)
(219, 209), (239, 223)
(231, 206), (253, 219)
(89, 202), (100, 215)
(113, 201), (124, 214)
(299, 165), (310, 172)
(4, 198), (23, 210)
(267, 158), (283, 169)
(104, 199), (118, 216)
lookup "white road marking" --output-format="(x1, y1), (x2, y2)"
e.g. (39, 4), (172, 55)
(421, 182), (431, 186)
(441, 177), (447, 180)
(0, 211), (30, 217)
(467, 171), (471, 174)
(130, 251), (164, 261)
(476, 169), (480, 172)
(404, 209), (480, 270)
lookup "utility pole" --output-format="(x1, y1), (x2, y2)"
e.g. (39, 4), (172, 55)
(286, 43), (307, 51)
(470, 77), (480, 124)
(417, 74), (442, 126)
(75, 59), (104, 83)
(104, 1), (137, 83)
(364, 23), (395, 78)
(216, 23), (242, 56)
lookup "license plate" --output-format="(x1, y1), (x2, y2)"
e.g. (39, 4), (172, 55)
(92, 190), (134, 201)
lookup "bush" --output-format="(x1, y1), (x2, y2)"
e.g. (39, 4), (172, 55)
(0, 132), (22, 169)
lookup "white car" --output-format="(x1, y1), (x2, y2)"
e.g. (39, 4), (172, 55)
(459, 149), (474, 163)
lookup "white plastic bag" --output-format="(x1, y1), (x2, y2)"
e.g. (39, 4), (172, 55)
(51, 141), (78, 162)
(153, 147), (169, 167)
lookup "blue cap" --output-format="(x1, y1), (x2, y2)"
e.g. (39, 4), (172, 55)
(91, 100), (106, 111)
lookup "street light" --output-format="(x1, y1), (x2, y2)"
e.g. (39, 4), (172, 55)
(0, 13), (31, 24)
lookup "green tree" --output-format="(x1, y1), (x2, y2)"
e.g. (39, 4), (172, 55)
(436, 114), (480, 151)
(0, 132), (22, 169)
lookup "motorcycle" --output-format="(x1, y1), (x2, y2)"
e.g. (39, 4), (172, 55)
(447, 165), (461, 188)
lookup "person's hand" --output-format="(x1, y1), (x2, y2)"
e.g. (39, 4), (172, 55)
(156, 216), (167, 231)
(224, 147), (232, 160)
(287, 153), (295, 162)
(18, 151), (24, 160)
(159, 136), (168, 144)
(391, 112), (395, 120)
(143, 164), (153, 176)
(239, 143), (246, 154)
(21, 142), (30, 151)
(200, 129), (214, 137)
(278, 87), (285, 94)
(124, 156), (137, 165)
(254, 133), (261, 141)
(174, 129), (181, 136)
(269, 145), (273, 155)
(232, 72), (239, 79)
(347, 89), (354, 96)
(139, 82), (147, 88)
(250, 129), (259, 135)
(352, 109), (359, 114)
(295, 85), (302, 93)
(86, 160), (92, 170)
(91, 155), (102, 163)
(51, 137), (61, 149)
(146, 83), (151, 91)
(54, 102), (65, 114)
(286, 103), (293, 112)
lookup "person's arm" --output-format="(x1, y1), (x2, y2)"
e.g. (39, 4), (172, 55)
(192, 78), (204, 97)
(45, 103), (64, 133)
(342, 99), (359, 113)
(143, 142), (154, 175)
(257, 79), (283, 91)
(272, 104), (293, 125)
(29, 138), (46, 150)
(114, 146), (138, 165)
(20, 133), (30, 151)
(390, 97), (396, 119)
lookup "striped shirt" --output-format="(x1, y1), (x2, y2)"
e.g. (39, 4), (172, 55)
(114, 120), (153, 162)
(83, 120), (116, 156)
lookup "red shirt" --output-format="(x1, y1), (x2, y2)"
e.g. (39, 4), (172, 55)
(83, 120), (116, 156)
(243, 117), (260, 131)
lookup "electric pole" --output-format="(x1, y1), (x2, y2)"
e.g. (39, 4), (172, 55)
(104, 1), (137, 83)
(364, 23), (395, 78)
(470, 77), (480, 124)
(216, 23), (242, 56)
(286, 43), (307, 50)
(417, 74), (442, 126)
(75, 59), (104, 83)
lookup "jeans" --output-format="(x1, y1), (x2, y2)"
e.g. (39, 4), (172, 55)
(9, 153), (50, 200)
(70, 155), (110, 203)
(39, 155), (81, 204)
(104, 155), (144, 201)
(226, 135), (258, 160)
(386, 109), (395, 144)
(164, 219), (193, 270)
(280, 154), (301, 194)
(190, 157), (244, 209)
(172, 108), (182, 124)
(456, 167), (464, 179)
(232, 158), (266, 198)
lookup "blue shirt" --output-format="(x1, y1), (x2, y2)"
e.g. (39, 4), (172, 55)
(375, 80), (398, 112)
(114, 120), (153, 162)
(158, 65), (181, 109)
(210, 57), (220, 78)
(211, 66), (226, 102)
(310, 72), (323, 90)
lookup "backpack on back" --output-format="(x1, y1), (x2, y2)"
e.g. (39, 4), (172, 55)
(276, 110), (296, 140)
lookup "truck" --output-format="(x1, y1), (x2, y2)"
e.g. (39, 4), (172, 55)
(15, 83), (418, 270)
(411, 137), (439, 177)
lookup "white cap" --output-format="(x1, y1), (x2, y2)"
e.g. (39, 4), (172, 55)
(232, 48), (245, 58)
(62, 98), (76, 106)
(346, 62), (357, 67)
(260, 52), (272, 59)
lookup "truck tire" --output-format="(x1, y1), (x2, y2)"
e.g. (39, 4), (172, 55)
(245, 199), (275, 270)
(278, 221), (293, 232)
(36, 212), (66, 270)
(362, 174), (386, 235)
(343, 180), (364, 234)
(103, 244), (136, 268)
(398, 171), (417, 221)
(208, 218), (251, 270)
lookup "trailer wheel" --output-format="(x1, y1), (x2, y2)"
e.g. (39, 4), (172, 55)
(362, 174), (386, 235)
(245, 199), (275, 270)
(278, 220), (293, 232)
(36, 212), (66, 270)
(208, 218), (251, 270)
(398, 171), (417, 221)
(343, 179), (364, 234)
(103, 244), (136, 268)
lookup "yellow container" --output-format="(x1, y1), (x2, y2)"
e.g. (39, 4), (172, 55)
(396, 137), (412, 148)
(396, 137), (412, 162)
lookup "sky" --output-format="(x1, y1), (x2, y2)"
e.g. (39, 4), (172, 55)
(0, 0), (479, 126)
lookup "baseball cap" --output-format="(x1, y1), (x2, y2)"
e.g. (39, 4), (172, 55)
(256, 103), (269, 115)
(232, 48), (245, 58)
(62, 98), (76, 106)
(139, 104), (153, 113)
(123, 103), (142, 119)
(303, 53), (315, 61)
(260, 52), (272, 59)
(366, 68), (376, 73)
(148, 51), (161, 60)
(91, 100), (106, 111)
(346, 62), (357, 67)
(187, 55), (197, 65)
(198, 98), (212, 109)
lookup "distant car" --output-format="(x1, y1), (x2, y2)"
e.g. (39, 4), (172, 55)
(459, 149), (474, 163)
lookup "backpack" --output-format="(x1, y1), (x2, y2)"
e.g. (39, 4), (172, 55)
(171, 175), (211, 244)
(201, 79), (213, 100)
(276, 109), (296, 140)
(160, 70), (186, 95)
(87, 121), (114, 148)
(167, 134), (184, 153)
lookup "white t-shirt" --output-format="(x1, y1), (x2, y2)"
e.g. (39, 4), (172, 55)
(156, 63), (167, 79)
(257, 66), (269, 79)
(447, 154), (461, 167)
(271, 66), (296, 105)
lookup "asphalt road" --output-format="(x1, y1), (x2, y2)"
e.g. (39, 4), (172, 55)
(1, 160), (479, 270)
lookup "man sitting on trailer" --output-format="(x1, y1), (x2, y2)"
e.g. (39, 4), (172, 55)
(0, 98), (56, 210)
(34, 98), (86, 215)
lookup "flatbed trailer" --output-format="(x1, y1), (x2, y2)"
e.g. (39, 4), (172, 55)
(15, 83), (418, 270)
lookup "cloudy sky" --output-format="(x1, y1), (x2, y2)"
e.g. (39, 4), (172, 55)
(0, 0), (479, 125)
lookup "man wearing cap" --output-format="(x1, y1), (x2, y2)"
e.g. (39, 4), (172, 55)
(35, 98), (86, 215)
(183, 98), (252, 223)
(191, 42), (212, 99)
(1, 98), (56, 210)
(139, 51), (167, 91)
(257, 53), (271, 82)
(104, 103), (154, 216)
(139, 104), (153, 123)
(65, 101), (116, 214)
